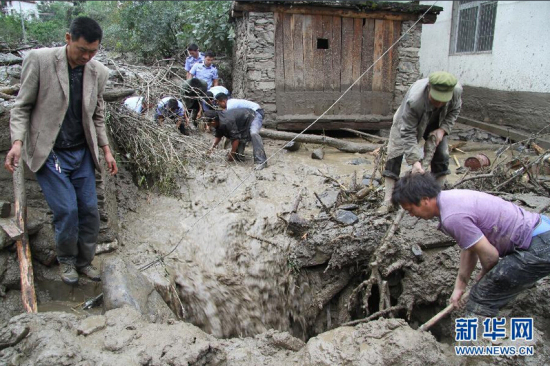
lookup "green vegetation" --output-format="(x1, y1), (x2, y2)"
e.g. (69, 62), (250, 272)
(0, 1), (234, 61)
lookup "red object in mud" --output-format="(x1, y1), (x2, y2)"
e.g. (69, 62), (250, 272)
(464, 154), (491, 171)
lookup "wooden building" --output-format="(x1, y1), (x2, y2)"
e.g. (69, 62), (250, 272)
(230, 1), (441, 131)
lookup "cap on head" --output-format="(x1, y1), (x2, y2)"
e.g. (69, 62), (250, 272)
(428, 71), (458, 103)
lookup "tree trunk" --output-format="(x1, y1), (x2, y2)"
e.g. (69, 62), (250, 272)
(13, 164), (37, 313)
(103, 88), (136, 102)
(259, 129), (378, 153)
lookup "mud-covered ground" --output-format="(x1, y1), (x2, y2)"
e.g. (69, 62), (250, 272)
(2, 123), (550, 365)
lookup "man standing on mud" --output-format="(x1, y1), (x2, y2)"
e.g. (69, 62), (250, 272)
(379, 71), (462, 214)
(204, 109), (267, 169)
(392, 173), (550, 317)
(5, 17), (118, 285)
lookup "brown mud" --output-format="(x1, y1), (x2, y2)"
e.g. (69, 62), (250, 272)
(1, 123), (550, 365)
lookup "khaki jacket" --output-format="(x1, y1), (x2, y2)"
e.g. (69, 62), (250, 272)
(387, 78), (462, 164)
(10, 46), (110, 172)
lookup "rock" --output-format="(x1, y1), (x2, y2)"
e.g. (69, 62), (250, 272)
(29, 225), (57, 266)
(283, 141), (301, 152)
(0, 53), (23, 66)
(77, 315), (106, 336)
(311, 149), (325, 160)
(411, 244), (423, 260)
(7, 65), (22, 80)
(338, 204), (358, 211)
(361, 178), (380, 187)
(270, 331), (306, 351)
(334, 210), (358, 226)
(287, 214), (310, 236)
(348, 158), (368, 165)
(96, 239), (118, 255)
(316, 189), (339, 209)
(101, 256), (176, 323)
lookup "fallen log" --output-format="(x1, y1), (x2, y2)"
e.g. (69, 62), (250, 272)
(259, 129), (378, 153)
(340, 128), (387, 143)
(103, 88), (135, 102)
(13, 164), (37, 313)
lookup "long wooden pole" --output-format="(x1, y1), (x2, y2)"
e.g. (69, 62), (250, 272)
(13, 164), (38, 313)
(419, 291), (469, 332)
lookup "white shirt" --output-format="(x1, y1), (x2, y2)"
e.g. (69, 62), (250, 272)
(208, 86), (229, 98)
(123, 96), (144, 114)
(227, 98), (260, 111)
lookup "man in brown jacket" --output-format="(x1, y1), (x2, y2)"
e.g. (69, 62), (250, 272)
(4, 17), (117, 284)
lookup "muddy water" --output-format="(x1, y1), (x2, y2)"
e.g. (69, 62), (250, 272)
(118, 129), (508, 339)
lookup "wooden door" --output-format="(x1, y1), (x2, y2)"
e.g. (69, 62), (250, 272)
(275, 12), (400, 127)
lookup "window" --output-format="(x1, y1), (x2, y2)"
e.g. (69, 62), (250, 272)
(451, 1), (497, 54)
(317, 38), (329, 49)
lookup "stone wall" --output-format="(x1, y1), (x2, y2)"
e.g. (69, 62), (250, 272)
(232, 12), (276, 125)
(392, 20), (422, 111)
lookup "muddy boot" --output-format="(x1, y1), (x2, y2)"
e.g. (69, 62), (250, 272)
(376, 178), (396, 215)
(60, 263), (79, 285)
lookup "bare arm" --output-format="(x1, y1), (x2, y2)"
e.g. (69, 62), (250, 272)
(213, 78), (219, 87)
(186, 72), (192, 80)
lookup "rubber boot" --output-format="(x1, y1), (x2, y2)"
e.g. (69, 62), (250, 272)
(376, 178), (396, 215)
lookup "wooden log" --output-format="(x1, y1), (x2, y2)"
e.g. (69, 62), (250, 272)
(419, 291), (469, 332)
(0, 92), (16, 100)
(13, 164), (38, 313)
(103, 88), (135, 102)
(340, 127), (387, 143)
(259, 129), (378, 153)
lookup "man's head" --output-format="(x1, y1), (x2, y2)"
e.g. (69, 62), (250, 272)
(204, 110), (219, 128)
(215, 93), (228, 109)
(65, 17), (102, 68)
(165, 98), (179, 118)
(428, 71), (458, 108)
(391, 173), (441, 219)
(204, 51), (215, 67)
(188, 43), (199, 58)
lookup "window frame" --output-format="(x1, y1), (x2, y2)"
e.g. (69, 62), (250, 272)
(450, 1), (498, 56)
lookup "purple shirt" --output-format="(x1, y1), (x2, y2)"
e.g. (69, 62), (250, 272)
(437, 190), (540, 257)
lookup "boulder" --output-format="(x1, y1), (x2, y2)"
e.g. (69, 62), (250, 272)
(101, 256), (176, 323)
(334, 210), (358, 226)
(311, 149), (324, 160)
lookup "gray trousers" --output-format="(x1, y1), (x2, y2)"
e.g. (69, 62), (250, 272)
(466, 230), (550, 317)
(249, 109), (267, 164)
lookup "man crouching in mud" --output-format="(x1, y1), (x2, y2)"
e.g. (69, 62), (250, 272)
(391, 173), (550, 317)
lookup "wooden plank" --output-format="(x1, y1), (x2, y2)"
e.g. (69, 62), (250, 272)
(381, 20), (393, 92)
(312, 14), (324, 93)
(322, 15), (333, 92)
(0, 218), (23, 240)
(389, 20), (401, 92)
(292, 14), (305, 91)
(340, 17), (354, 92)
(232, 3), (438, 23)
(274, 12), (285, 93)
(351, 18), (363, 91)
(360, 19), (375, 93)
(457, 116), (550, 150)
(331, 16), (342, 94)
(372, 19), (385, 91)
(282, 13), (295, 91)
(276, 113), (393, 122)
(302, 15), (315, 91)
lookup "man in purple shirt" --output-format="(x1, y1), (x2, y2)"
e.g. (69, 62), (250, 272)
(392, 173), (550, 317)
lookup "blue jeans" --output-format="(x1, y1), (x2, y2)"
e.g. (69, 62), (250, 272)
(466, 229), (550, 316)
(35, 146), (99, 268)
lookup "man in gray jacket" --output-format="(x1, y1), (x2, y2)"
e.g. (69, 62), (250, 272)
(378, 71), (462, 214)
(4, 17), (117, 284)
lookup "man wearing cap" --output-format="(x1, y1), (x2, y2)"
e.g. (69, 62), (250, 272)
(378, 71), (462, 214)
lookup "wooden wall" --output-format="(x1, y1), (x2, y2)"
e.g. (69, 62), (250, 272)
(275, 12), (401, 120)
